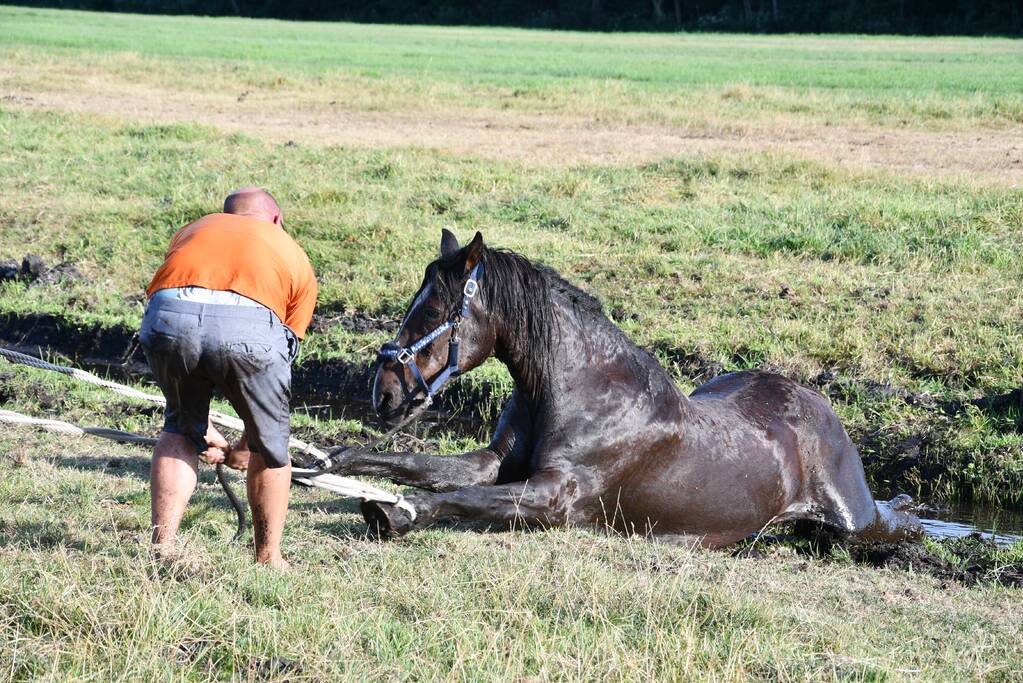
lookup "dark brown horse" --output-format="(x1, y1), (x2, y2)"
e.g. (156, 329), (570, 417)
(337, 230), (922, 547)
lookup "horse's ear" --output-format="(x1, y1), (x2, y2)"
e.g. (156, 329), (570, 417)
(464, 231), (484, 273)
(440, 228), (460, 259)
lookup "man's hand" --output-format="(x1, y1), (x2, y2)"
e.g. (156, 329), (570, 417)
(224, 437), (252, 471)
(199, 423), (231, 465)
(199, 423), (251, 470)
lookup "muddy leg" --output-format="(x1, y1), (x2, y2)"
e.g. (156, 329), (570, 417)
(333, 447), (502, 492)
(362, 469), (576, 538)
(846, 496), (924, 544)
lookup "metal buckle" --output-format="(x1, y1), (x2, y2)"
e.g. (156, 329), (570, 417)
(463, 279), (479, 298)
(396, 349), (414, 365)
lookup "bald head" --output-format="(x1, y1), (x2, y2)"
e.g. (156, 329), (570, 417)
(224, 188), (283, 226)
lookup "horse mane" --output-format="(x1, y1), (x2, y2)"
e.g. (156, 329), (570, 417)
(432, 246), (604, 402)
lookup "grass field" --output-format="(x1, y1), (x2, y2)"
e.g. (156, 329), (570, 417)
(1, 6), (1023, 680)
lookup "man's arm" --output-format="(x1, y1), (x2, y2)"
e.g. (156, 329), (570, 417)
(286, 252), (318, 341)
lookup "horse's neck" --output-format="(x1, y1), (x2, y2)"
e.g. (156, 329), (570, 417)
(494, 292), (685, 420)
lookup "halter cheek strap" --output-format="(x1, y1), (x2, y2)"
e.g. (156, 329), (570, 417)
(379, 261), (484, 399)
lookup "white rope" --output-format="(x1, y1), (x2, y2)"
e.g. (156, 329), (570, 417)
(0, 346), (416, 519)
(0, 409), (90, 435)
(0, 409), (159, 445)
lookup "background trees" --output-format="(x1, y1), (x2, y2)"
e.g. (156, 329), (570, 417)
(8, 0), (1022, 35)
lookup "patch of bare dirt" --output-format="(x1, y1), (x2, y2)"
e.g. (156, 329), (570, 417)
(4, 77), (1023, 184)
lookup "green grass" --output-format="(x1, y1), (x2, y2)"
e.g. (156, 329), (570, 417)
(3, 6), (1023, 131)
(1, 422), (1022, 680)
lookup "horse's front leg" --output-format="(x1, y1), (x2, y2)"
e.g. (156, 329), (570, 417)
(331, 447), (502, 492)
(361, 469), (578, 537)
(336, 391), (531, 493)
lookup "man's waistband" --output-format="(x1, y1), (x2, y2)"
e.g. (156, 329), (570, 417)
(150, 286), (264, 307)
(146, 296), (283, 324)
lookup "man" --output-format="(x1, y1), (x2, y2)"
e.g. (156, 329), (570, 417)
(141, 188), (317, 569)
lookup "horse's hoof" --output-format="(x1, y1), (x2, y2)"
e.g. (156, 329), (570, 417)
(361, 500), (415, 539)
(888, 493), (914, 512)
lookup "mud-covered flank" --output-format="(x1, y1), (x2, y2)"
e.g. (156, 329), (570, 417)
(653, 341), (1023, 507)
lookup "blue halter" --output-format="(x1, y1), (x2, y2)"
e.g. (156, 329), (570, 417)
(378, 261), (484, 399)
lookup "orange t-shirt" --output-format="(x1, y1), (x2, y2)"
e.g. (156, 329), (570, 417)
(147, 213), (318, 339)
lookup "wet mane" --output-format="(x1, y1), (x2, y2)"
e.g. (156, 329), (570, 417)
(431, 246), (604, 401)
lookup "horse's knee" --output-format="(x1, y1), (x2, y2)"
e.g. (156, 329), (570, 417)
(466, 448), (503, 486)
(525, 471), (578, 525)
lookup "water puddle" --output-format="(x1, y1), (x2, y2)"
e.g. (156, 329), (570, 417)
(918, 502), (1023, 546)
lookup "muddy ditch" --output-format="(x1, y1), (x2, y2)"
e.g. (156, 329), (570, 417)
(846, 536), (1023, 588)
(2, 310), (1021, 503)
(734, 529), (1023, 588)
(4, 311), (1021, 481)
(2, 309), (1022, 586)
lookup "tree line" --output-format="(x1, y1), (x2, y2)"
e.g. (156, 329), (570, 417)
(10, 0), (1023, 35)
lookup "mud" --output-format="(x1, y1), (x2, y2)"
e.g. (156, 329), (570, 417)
(847, 536), (1023, 588)
(307, 306), (399, 336)
(739, 527), (1023, 588)
(0, 254), (83, 287)
(0, 370), (62, 410)
(648, 342), (726, 385)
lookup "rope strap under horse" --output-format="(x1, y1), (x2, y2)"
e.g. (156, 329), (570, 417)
(0, 346), (417, 524)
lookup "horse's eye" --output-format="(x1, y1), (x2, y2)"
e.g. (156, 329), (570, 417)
(424, 307), (443, 322)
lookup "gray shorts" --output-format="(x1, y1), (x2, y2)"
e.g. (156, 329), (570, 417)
(139, 295), (298, 468)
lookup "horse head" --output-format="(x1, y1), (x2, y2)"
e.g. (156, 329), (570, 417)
(372, 229), (495, 422)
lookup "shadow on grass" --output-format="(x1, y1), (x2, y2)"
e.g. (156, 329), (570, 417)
(47, 452), (151, 477)
(288, 494), (375, 539)
(0, 520), (88, 550)
(41, 452), (423, 539)
(942, 388), (1023, 429)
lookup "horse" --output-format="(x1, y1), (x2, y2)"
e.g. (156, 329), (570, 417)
(335, 229), (922, 547)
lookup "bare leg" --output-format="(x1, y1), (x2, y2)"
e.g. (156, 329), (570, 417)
(150, 431), (199, 552)
(362, 469), (577, 538)
(247, 452), (291, 569)
(335, 447), (502, 492)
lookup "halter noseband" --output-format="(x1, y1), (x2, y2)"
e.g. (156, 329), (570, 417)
(378, 261), (484, 400)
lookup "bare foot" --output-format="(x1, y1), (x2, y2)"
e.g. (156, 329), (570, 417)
(151, 540), (179, 563)
(256, 555), (291, 571)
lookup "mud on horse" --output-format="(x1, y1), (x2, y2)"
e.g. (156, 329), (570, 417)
(338, 230), (922, 547)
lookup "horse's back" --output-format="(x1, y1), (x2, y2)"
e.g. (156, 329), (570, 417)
(686, 369), (877, 532)
(691, 369), (821, 412)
